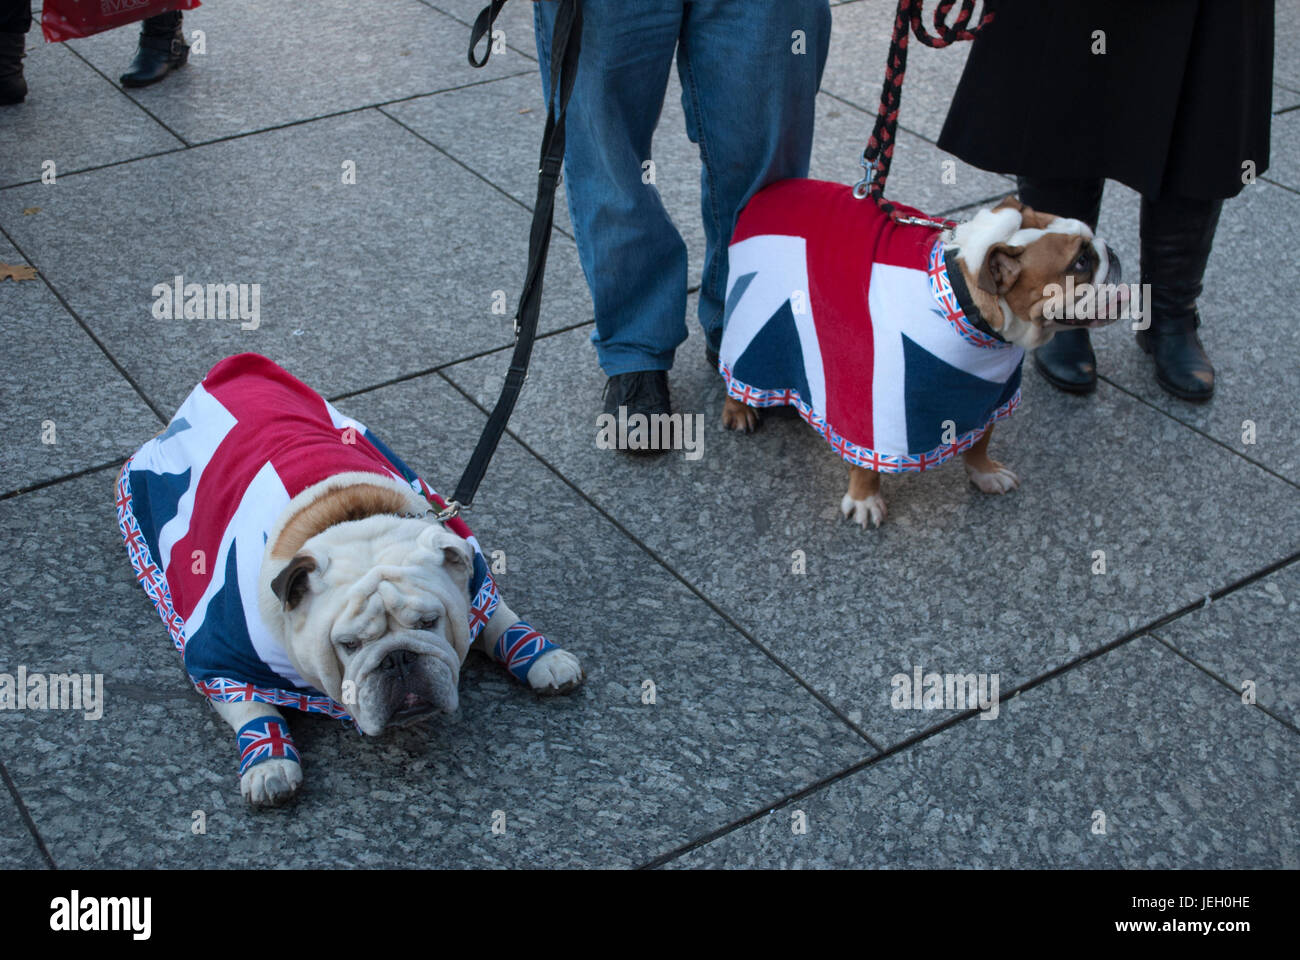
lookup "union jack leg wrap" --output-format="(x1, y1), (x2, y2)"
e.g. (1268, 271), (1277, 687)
(493, 619), (557, 684)
(236, 715), (301, 777)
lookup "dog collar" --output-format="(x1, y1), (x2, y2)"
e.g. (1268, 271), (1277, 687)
(933, 241), (1009, 346)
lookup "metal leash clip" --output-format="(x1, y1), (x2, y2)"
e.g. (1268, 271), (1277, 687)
(434, 499), (463, 522)
(852, 156), (877, 200)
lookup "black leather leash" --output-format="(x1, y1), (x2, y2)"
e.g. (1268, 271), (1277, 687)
(434, 0), (581, 521)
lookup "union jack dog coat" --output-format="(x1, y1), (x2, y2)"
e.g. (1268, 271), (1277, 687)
(719, 179), (1025, 472)
(116, 354), (555, 768)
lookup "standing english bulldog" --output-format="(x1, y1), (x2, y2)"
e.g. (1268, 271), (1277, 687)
(718, 183), (1126, 526)
(117, 353), (583, 806)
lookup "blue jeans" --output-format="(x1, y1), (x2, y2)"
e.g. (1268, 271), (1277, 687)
(533, 0), (831, 376)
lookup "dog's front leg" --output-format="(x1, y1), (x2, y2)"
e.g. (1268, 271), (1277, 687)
(476, 599), (584, 695)
(962, 425), (1019, 493)
(841, 464), (886, 528)
(210, 699), (303, 808)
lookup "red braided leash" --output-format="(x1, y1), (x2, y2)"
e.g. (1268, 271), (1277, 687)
(854, 0), (995, 230)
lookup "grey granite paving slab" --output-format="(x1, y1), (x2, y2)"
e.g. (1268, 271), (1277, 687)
(0, 786), (45, 868)
(0, 29), (181, 189)
(1276, 1), (1299, 92)
(1089, 177), (1300, 484)
(1264, 102), (1299, 193)
(0, 109), (591, 414)
(0, 373), (870, 869)
(669, 637), (1300, 868)
(445, 312), (1300, 747)
(62, 0), (524, 145)
(0, 235), (162, 494)
(820, 0), (973, 145)
(1152, 562), (1300, 730)
(1273, 83), (1300, 113)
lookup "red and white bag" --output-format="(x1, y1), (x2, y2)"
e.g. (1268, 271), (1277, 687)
(42, 0), (202, 43)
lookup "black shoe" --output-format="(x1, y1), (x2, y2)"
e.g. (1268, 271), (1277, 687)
(1135, 194), (1223, 403)
(0, 32), (26, 105)
(1033, 328), (1097, 394)
(602, 370), (671, 456)
(120, 13), (189, 88)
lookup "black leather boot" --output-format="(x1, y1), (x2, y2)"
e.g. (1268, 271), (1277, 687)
(120, 11), (189, 88)
(1135, 193), (1222, 402)
(0, 32), (26, 105)
(1017, 176), (1106, 393)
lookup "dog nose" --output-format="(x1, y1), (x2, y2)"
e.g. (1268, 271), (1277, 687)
(380, 649), (418, 673)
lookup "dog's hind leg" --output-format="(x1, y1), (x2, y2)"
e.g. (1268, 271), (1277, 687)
(210, 699), (303, 808)
(962, 425), (1019, 494)
(721, 396), (759, 433)
(476, 599), (584, 696)
(841, 464), (886, 528)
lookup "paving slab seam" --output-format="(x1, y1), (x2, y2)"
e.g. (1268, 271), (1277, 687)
(638, 548), (1300, 868)
(0, 759), (56, 869)
(375, 105), (577, 243)
(433, 367), (889, 753)
(1096, 374), (1300, 493)
(1148, 632), (1300, 737)
(158, 68), (541, 150)
(326, 315), (599, 403)
(0, 223), (170, 425)
(61, 42), (189, 147)
(1260, 175), (1299, 197)
(0, 457), (125, 503)
(0, 146), (190, 192)
(819, 88), (1016, 175)
(424, 1), (540, 62)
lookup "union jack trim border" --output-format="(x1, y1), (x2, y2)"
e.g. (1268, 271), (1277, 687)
(926, 238), (1008, 351)
(236, 715), (301, 776)
(117, 457), (356, 724)
(717, 362), (1021, 474)
(493, 619), (556, 684)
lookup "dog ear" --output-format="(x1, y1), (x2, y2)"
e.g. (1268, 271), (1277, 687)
(417, 525), (474, 591)
(977, 242), (1025, 295)
(993, 195), (1024, 213)
(271, 554), (318, 611)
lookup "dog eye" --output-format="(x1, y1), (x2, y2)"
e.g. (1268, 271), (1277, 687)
(338, 639), (361, 654)
(416, 616), (440, 631)
(1072, 253), (1091, 272)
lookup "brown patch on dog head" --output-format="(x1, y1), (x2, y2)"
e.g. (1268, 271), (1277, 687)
(272, 482), (413, 562)
(994, 195), (1058, 231)
(271, 555), (317, 611)
(1001, 233), (1091, 324)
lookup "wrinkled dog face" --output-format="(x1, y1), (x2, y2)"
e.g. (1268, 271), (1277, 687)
(267, 517), (474, 735)
(950, 196), (1124, 350)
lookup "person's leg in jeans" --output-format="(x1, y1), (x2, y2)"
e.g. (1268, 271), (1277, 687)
(0, 0), (32, 105)
(1017, 175), (1106, 393)
(676, 0), (831, 358)
(533, 0), (689, 382)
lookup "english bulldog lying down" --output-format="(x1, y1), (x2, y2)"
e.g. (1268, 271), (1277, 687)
(116, 353), (583, 806)
(718, 183), (1125, 527)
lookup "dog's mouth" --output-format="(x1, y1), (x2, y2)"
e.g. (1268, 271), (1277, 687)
(388, 692), (439, 726)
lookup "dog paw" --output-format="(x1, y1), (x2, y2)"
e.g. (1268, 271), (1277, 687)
(240, 758), (303, 808)
(721, 398), (759, 434)
(526, 649), (585, 696)
(966, 462), (1020, 494)
(840, 492), (887, 528)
